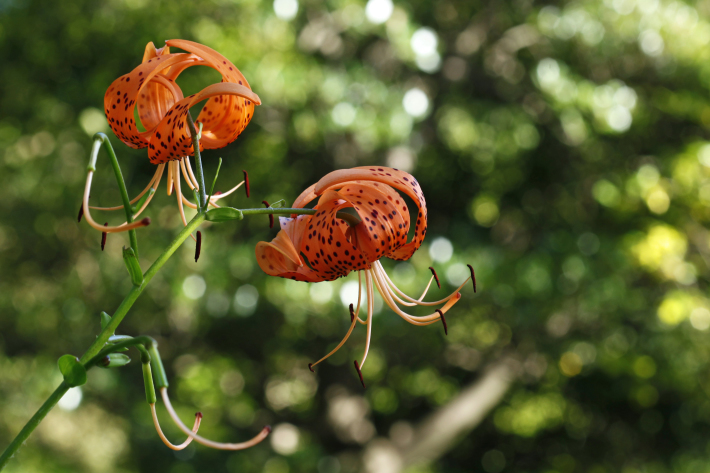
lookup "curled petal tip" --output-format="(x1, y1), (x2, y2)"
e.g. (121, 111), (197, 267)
(354, 360), (366, 389)
(308, 363), (314, 373)
(436, 309), (448, 335)
(467, 264), (476, 293)
(429, 266), (441, 289)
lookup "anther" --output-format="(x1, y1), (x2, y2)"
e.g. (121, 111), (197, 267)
(467, 264), (476, 293)
(349, 303), (355, 322)
(436, 309), (448, 335)
(101, 222), (108, 251)
(354, 360), (366, 388)
(195, 231), (202, 262)
(429, 266), (441, 289)
(195, 412), (203, 420)
(140, 217), (152, 227)
(77, 204), (84, 223)
(264, 425), (272, 434)
(308, 363), (314, 372)
(262, 200), (273, 228)
(243, 170), (250, 198)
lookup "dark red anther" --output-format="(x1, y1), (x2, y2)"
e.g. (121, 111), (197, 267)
(140, 217), (151, 227)
(436, 309), (448, 335)
(195, 231), (202, 262)
(429, 266), (441, 289)
(214, 191), (222, 196)
(263, 200), (273, 228)
(77, 203), (84, 223)
(308, 363), (314, 372)
(243, 170), (250, 198)
(349, 303), (355, 322)
(195, 412), (203, 420)
(101, 223), (108, 251)
(467, 264), (476, 293)
(264, 425), (272, 434)
(354, 360), (366, 388)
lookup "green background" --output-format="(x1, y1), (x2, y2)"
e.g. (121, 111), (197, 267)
(2, 0), (710, 472)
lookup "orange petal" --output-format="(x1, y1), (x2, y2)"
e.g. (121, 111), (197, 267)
(313, 167), (427, 261)
(299, 190), (370, 280)
(165, 39), (251, 88)
(338, 182), (410, 261)
(147, 82), (261, 164)
(255, 218), (326, 282)
(104, 53), (193, 149)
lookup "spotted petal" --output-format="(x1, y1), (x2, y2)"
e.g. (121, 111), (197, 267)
(291, 166), (427, 261)
(147, 82), (261, 164)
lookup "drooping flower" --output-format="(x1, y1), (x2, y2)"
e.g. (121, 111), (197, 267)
(81, 40), (260, 236)
(255, 166), (475, 386)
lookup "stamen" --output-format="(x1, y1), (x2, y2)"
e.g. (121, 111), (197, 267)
(82, 171), (152, 233)
(243, 170), (250, 197)
(90, 164), (164, 211)
(262, 200), (273, 228)
(467, 264), (476, 293)
(160, 388), (271, 450)
(429, 267), (441, 289)
(349, 303), (355, 322)
(151, 404), (202, 451)
(436, 309), (447, 335)
(195, 231), (202, 262)
(174, 161), (189, 227)
(353, 360), (366, 388)
(309, 303), (359, 370)
(101, 223), (107, 251)
(77, 203), (84, 223)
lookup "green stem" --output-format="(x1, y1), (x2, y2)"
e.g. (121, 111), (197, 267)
(79, 212), (205, 365)
(186, 113), (207, 210)
(0, 213), (205, 470)
(0, 383), (70, 470)
(241, 207), (362, 227)
(90, 133), (139, 256)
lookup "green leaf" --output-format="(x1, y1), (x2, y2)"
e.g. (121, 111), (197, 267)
(100, 312), (111, 330)
(57, 355), (87, 387)
(205, 207), (244, 222)
(270, 199), (286, 208)
(122, 246), (143, 286)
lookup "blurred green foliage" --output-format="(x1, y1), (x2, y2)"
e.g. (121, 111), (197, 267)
(3, 0), (710, 472)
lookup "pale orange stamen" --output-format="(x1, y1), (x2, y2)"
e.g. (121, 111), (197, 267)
(160, 388), (270, 450)
(150, 403), (202, 451)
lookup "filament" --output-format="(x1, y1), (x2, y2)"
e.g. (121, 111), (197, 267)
(150, 404), (202, 451)
(160, 388), (270, 450)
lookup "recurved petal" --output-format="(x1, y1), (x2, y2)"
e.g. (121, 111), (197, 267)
(314, 167), (428, 261)
(338, 182), (410, 261)
(256, 230), (302, 275)
(291, 184), (317, 211)
(300, 190), (370, 280)
(104, 53), (193, 149)
(165, 39), (251, 88)
(255, 225), (325, 282)
(142, 42), (171, 63)
(147, 82), (261, 164)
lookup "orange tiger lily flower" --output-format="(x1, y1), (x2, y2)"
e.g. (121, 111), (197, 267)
(255, 166), (475, 386)
(81, 40), (260, 236)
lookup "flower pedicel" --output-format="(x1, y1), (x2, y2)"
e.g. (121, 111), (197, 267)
(256, 166), (476, 387)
